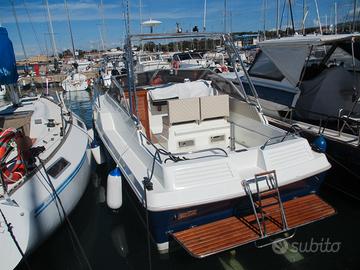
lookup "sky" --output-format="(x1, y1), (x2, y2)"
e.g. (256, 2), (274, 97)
(0, 0), (358, 58)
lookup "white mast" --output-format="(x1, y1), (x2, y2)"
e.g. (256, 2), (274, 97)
(64, 0), (76, 59)
(302, 0), (306, 35)
(44, 0), (58, 58)
(335, 2), (338, 34)
(139, 0), (143, 33)
(224, 0), (227, 33)
(314, 0), (323, 34)
(276, 0), (279, 37)
(99, 0), (107, 50)
(203, 0), (207, 32)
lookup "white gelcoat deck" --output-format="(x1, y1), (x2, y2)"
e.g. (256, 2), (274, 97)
(0, 96), (91, 270)
(94, 91), (330, 213)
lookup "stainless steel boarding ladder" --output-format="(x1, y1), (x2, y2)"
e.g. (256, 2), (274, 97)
(242, 170), (289, 239)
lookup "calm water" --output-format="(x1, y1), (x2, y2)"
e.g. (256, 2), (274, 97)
(14, 89), (360, 270)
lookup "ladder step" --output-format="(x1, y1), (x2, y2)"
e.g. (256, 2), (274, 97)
(258, 189), (278, 197)
(255, 197), (279, 208)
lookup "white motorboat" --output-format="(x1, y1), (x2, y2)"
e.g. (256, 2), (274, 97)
(135, 53), (169, 73)
(93, 33), (335, 258)
(172, 51), (215, 69)
(0, 94), (91, 270)
(62, 72), (88, 92)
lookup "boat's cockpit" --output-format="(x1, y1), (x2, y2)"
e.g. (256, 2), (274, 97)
(110, 69), (295, 155)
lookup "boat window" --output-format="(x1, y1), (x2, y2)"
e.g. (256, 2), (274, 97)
(177, 53), (192, 61)
(47, 157), (70, 179)
(248, 52), (285, 81)
(327, 46), (360, 71)
(189, 53), (202, 60)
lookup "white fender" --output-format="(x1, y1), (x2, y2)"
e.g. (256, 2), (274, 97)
(106, 167), (122, 209)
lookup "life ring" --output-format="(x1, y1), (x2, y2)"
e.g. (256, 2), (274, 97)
(0, 128), (26, 184)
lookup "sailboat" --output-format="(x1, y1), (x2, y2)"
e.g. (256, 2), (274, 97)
(61, 0), (89, 92)
(0, 26), (91, 269)
(93, 31), (335, 257)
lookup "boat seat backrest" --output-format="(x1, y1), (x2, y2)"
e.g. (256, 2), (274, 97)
(166, 97), (200, 125)
(200, 95), (229, 121)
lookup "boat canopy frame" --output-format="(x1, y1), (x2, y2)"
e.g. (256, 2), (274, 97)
(123, 32), (263, 126)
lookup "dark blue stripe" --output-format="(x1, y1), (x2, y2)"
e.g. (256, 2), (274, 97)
(34, 152), (87, 217)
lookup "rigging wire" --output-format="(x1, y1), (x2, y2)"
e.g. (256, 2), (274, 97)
(33, 162), (86, 268)
(0, 206), (32, 270)
(9, 0), (28, 61)
(23, 0), (44, 55)
(36, 157), (93, 270)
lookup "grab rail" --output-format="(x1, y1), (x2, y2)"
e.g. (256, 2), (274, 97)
(260, 133), (296, 150)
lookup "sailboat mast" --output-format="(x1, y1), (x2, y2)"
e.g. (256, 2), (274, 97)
(64, 0), (76, 60)
(276, 0), (279, 37)
(10, 0), (27, 60)
(335, 2), (338, 34)
(44, 0), (58, 58)
(352, 0), (357, 32)
(224, 0), (227, 33)
(314, 0), (323, 34)
(263, 0), (267, 39)
(99, 0), (107, 50)
(302, 0), (306, 35)
(139, 0), (143, 33)
(203, 0), (207, 32)
(288, 0), (295, 35)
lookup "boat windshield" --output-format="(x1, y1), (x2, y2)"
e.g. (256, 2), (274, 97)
(176, 53), (192, 61)
(248, 51), (285, 81)
(189, 53), (203, 59)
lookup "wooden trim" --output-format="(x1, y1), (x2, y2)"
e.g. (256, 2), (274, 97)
(172, 194), (335, 258)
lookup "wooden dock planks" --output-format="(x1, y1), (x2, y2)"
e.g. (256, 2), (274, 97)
(172, 194), (335, 258)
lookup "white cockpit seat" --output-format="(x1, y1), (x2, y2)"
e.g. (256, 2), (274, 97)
(199, 95), (229, 121)
(157, 96), (230, 152)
